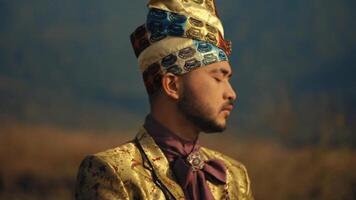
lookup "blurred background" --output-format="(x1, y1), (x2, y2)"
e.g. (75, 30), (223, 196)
(0, 0), (355, 199)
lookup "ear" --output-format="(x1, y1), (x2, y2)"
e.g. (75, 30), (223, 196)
(161, 73), (181, 100)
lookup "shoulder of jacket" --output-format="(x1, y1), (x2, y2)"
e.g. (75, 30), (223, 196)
(92, 141), (142, 170)
(76, 145), (133, 199)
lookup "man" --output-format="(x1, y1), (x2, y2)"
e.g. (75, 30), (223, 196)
(75, 0), (253, 199)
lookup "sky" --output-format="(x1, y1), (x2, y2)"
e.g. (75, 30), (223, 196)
(0, 0), (355, 146)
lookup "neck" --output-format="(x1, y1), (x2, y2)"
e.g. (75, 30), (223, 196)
(150, 101), (199, 142)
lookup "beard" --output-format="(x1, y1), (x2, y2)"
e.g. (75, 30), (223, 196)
(177, 85), (227, 133)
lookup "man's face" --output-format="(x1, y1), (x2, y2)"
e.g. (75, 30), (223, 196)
(177, 61), (237, 133)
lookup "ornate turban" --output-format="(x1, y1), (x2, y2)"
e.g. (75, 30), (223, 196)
(131, 0), (231, 74)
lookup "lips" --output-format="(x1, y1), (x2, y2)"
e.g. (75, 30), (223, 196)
(221, 104), (233, 112)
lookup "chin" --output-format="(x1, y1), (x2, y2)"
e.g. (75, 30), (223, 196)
(217, 115), (228, 126)
(217, 121), (227, 131)
(203, 126), (226, 134)
(202, 119), (227, 133)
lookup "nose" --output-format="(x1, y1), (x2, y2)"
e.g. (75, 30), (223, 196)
(224, 81), (237, 102)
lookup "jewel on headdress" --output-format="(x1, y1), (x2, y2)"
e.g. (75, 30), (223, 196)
(161, 54), (178, 68)
(186, 28), (203, 40)
(206, 24), (218, 34)
(205, 33), (218, 45)
(218, 50), (227, 61)
(197, 42), (212, 53)
(178, 47), (196, 59)
(189, 18), (204, 27)
(184, 58), (201, 71)
(203, 53), (218, 65)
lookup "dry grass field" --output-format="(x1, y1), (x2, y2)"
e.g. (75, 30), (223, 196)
(0, 121), (355, 200)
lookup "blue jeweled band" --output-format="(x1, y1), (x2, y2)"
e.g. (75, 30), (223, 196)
(145, 40), (228, 75)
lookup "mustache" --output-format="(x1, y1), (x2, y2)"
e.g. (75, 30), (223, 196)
(221, 99), (235, 110)
(228, 99), (235, 106)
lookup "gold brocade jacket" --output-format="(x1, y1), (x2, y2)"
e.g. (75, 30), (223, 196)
(75, 128), (253, 200)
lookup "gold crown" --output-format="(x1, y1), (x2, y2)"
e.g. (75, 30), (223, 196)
(148, 0), (224, 36)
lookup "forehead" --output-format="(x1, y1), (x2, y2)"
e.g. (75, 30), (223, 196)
(203, 61), (232, 72)
(181, 61), (232, 81)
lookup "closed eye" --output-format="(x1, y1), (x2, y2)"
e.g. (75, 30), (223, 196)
(214, 77), (222, 82)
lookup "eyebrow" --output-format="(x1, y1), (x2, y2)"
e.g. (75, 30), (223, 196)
(210, 68), (233, 78)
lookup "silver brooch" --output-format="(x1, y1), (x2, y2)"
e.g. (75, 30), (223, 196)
(186, 151), (205, 171)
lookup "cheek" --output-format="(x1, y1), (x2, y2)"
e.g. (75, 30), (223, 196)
(188, 73), (218, 92)
(190, 80), (222, 107)
(183, 72), (223, 107)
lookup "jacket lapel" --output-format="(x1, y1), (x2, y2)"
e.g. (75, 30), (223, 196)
(136, 127), (185, 200)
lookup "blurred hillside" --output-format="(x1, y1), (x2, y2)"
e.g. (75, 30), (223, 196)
(0, 121), (355, 199)
(0, 0), (355, 147)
